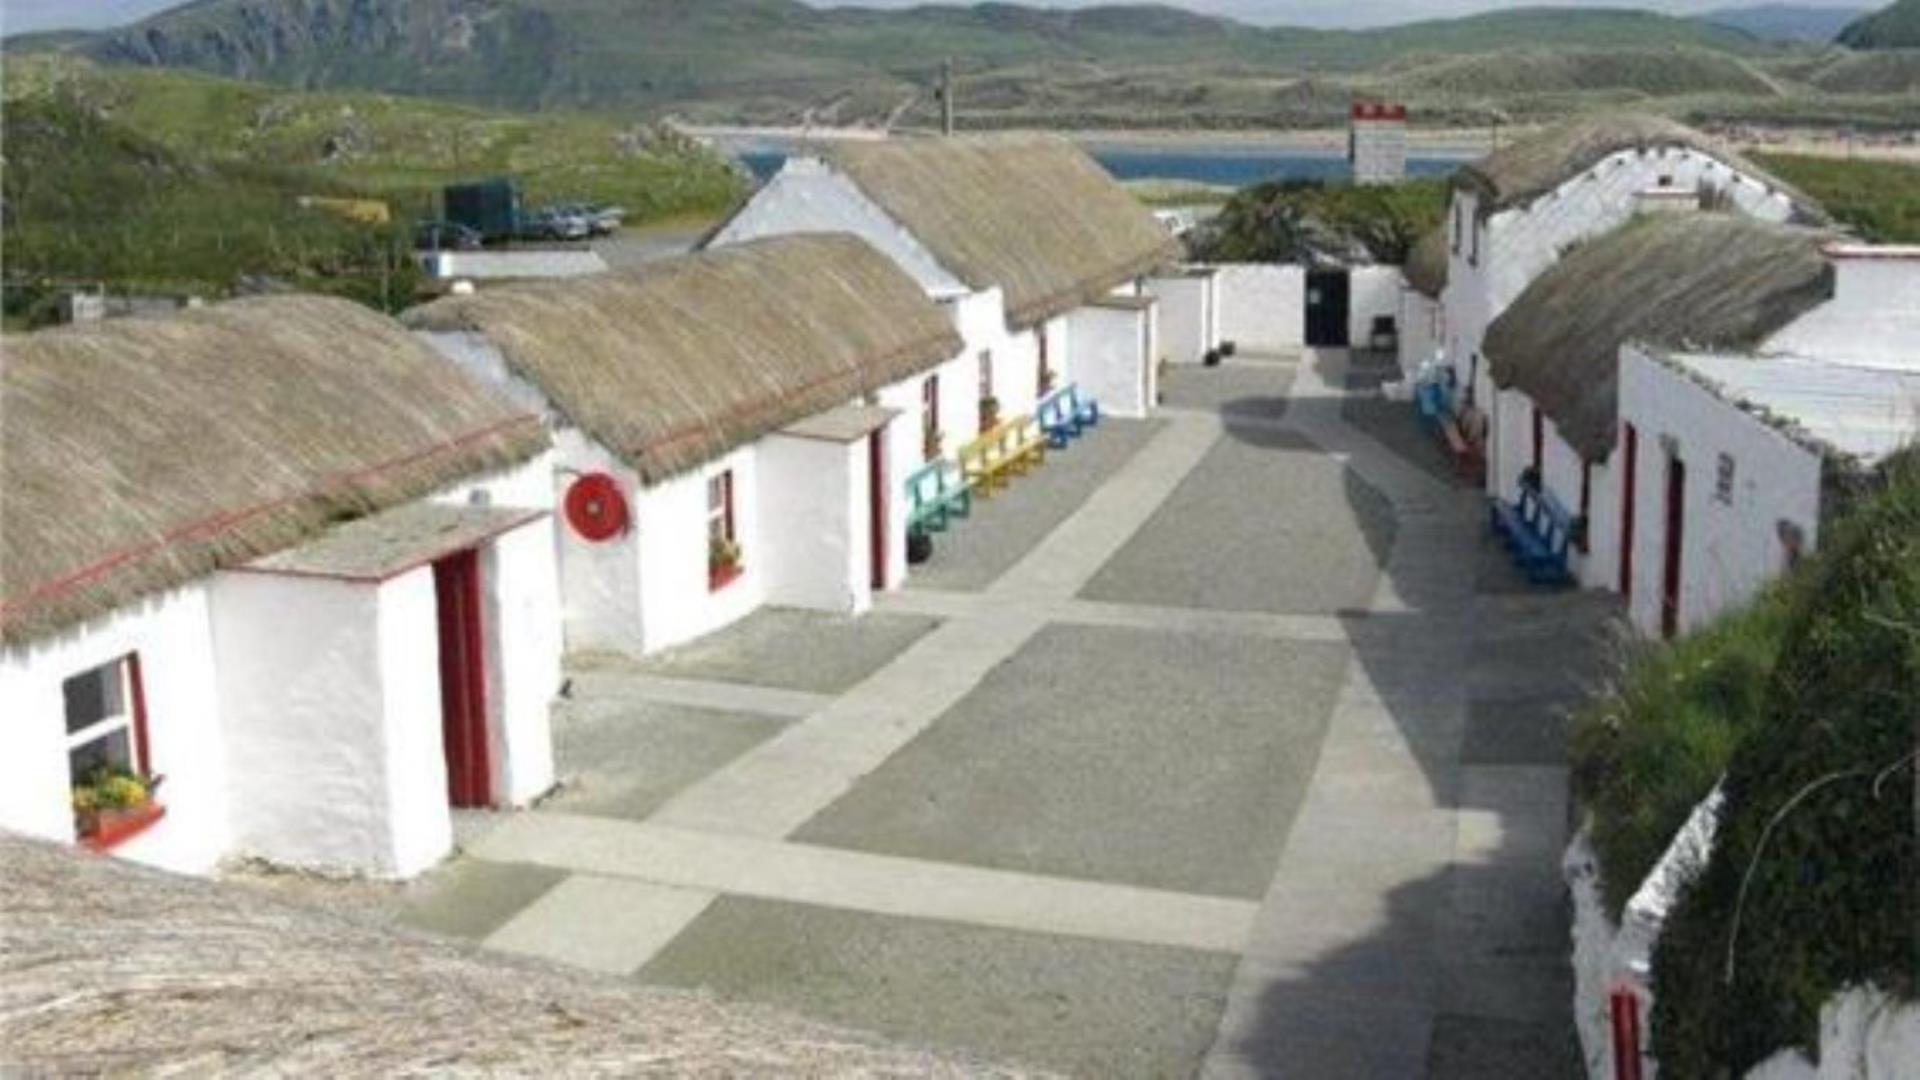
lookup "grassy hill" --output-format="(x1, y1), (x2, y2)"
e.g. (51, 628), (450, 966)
(1698, 4), (1869, 42)
(12, 0), (1792, 127)
(3, 56), (744, 223)
(1, 57), (746, 318)
(1838, 0), (1920, 47)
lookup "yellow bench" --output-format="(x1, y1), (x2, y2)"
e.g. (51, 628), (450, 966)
(957, 414), (1045, 495)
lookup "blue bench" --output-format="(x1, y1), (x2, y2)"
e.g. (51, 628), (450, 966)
(905, 458), (972, 536)
(1065, 383), (1100, 429)
(1489, 474), (1574, 586)
(1036, 387), (1079, 448)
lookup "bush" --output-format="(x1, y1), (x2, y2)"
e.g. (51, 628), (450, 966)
(1187, 177), (1449, 264)
(1651, 451), (1919, 1074)
(1570, 590), (1795, 917)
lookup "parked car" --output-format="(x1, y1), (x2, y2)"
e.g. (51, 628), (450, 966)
(555, 202), (626, 235)
(414, 220), (483, 251)
(517, 207), (591, 242)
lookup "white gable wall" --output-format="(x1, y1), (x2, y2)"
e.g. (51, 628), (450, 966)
(707, 158), (967, 297)
(1067, 303), (1158, 418)
(1616, 345), (1824, 638)
(0, 586), (231, 876)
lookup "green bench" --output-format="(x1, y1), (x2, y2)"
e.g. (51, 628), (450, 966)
(906, 457), (972, 536)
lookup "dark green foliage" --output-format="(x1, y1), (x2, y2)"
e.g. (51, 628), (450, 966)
(1650, 451), (1919, 1074)
(2, 95), (418, 312)
(1570, 593), (1796, 917)
(1187, 178), (1448, 265)
(1838, 0), (1920, 47)
(1751, 152), (1920, 243)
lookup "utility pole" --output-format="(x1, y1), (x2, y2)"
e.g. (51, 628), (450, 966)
(939, 58), (955, 137)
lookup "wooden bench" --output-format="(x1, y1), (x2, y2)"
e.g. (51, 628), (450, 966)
(1035, 388), (1080, 448)
(905, 458), (972, 536)
(957, 414), (1045, 495)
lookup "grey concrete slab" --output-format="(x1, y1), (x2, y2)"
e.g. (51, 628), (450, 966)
(394, 858), (567, 940)
(1462, 693), (1572, 766)
(614, 607), (943, 695)
(794, 622), (1349, 899)
(1427, 1013), (1582, 1080)
(1079, 428), (1397, 616)
(485, 874), (718, 976)
(1161, 362), (1298, 422)
(545, 698), (792, 822)
(908, 418), (1163, 593)
(640, 896), (1237, 1080)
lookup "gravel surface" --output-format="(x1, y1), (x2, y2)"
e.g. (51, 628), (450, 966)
(794, 622), (1348, 899)
(618, 607), (942, 694)
(641, 897), (1234, 1080)
(545, 698), (792, 821)
(907, 419), (1163, 593)
(1079, 424), (1396, 615)
(1160, 361), (1297, 421)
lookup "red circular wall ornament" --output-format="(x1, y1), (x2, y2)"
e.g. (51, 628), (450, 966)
(564, 472), (629, 542)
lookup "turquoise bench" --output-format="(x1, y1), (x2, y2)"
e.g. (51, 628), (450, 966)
(906, 458), (972, 536)
(1064, 383), (1100, 429)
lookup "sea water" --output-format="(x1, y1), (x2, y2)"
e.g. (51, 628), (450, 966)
(736, 147), (1462, 186)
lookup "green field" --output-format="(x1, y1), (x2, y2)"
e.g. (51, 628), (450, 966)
(1753, 151), (1920, 242)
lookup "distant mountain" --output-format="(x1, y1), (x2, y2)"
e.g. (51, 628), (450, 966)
(1838, 0), (1920, 46)
(27, 0), (1775, 119)
(1699, 4), (1868, 42)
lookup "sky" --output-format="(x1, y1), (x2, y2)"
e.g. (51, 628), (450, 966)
(0, 0), (1874, 36)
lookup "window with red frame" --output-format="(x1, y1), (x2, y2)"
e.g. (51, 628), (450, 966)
(978, 350), (993, 400)
(1036, 332), (1051, 396)
(706, 470), (740, 590)
(922, 374), (940, 460)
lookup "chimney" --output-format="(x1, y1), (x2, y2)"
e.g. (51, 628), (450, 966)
(1349, 101), (1407, 186)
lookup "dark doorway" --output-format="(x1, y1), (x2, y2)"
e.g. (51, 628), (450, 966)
(1661, 456), (1686, 640)
(1304, 269), (1350, 347)
(868, 429), (889, 591)
(1619, 423), (1638, 601)
(433, 548), (491, 807)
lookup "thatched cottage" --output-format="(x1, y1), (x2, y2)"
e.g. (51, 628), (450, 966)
(1430, 113), (1826, 504)
(705, 133), (1182, 419)
(1485, 216), (1920, 637)
(405, 234), (964, 655)
(0, 296), (564, 878)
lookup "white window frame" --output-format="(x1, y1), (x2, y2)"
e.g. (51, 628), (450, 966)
(64, 654), (142, 781)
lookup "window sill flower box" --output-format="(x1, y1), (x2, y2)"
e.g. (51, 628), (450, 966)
(78, 802), (167, 853)
(708, 562), (743, 592)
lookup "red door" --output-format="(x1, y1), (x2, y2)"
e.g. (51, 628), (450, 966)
(1619, 423), (1638, 601)
(433, 549), (491, 807)
(869, 429), (888, 590)
(1660, 457), (1686, 640)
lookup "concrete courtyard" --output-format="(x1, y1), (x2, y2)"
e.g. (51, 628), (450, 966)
(396, 350), (1614, 1077)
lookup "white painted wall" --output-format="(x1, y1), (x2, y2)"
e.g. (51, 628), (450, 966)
(945, 287), (1043, 426)
(1764, 252), (1920, 372)
(212, 570), (445, 878)
(1215, 263), (1305, 353)
(757, 432), (871, 614)
(706, 158), (968, 297)
(1147, 270), (1218, 366)
(1747, 988), (1920, 1080)
(1348, 265), (1404, 349)
(0, 587), (231, 876)
(479, 517), (561, 806)
(420, 249), (607, 281)
(1617, 346), (1824, 638)
(633, 445), (766, 654)
(1398, 287), (1445, 381)
(1067, 303), (1157, 418)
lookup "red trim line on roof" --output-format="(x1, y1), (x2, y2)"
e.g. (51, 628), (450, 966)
(0, 414), (545, 618)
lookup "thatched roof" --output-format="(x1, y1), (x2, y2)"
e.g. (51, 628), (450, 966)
(405, 234), (962, 485)
(1, 296), (547, 647)
(1404, 225), (1449, 298)
(0, 832), (1039, 1077)
(1485, 213), (1835, 460)
(1457, 113), (1823, 222)
(826, 134), (1183, 328)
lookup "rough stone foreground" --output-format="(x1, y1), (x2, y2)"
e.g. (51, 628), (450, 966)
(384, 351), (1610, 1077)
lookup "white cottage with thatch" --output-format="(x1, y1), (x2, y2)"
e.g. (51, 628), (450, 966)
(1487, 219), (1920, 637)
(1433, 113), (1826, 501)
(406, 235), (965, 656)
(0, 297), (563, 879)
(705, 133), (1181, 420)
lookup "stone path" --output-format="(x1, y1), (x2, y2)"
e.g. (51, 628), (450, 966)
(398, 351), (1608, 1077)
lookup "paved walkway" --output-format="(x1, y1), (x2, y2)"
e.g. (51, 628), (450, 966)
(400, 351), (1608, 1077)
